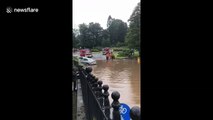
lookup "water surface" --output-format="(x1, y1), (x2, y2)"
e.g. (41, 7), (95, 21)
(91, 59), (141, 108)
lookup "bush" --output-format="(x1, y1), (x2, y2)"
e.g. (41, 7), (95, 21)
(117, 52), (126, 57)
(72, 56), (86, 67)
(73, 56), (79, 66)
(113, 48), (123, 51)
(116, 42), (126, 47)
(91, 48), (100, 52)
(117, 49), (132, 57)
(95, 47), (102, 51)
(134, 51), (140, 57)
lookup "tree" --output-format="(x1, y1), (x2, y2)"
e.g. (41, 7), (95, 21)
(72, 29), (80, 48)
(107, 17), (128, 46)
(107, 15), (113, 28)
(79, 23), (93, 48)
(78, 22), (105, 48)
(102, 29), (110, 40)
(101, 38), (110, 47)
(125, 2), (141, 50)
(88, 22), (104, 47)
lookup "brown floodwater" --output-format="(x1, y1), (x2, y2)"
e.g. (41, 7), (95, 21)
(91, 59), (141, 108)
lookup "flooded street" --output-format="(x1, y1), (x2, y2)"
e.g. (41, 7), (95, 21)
(91, 57), (141, 108)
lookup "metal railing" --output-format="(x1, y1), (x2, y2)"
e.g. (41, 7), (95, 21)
(75, 65), (141, 120)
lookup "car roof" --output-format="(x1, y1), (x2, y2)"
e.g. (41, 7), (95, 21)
(80, 57), (93, 59)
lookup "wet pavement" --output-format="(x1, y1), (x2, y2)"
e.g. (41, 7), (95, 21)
(72, 80), (86, 120)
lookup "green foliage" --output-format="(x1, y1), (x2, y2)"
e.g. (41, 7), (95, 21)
(102, 30), (110, 41)
(125, 27), (140, 49)
(107, 15), (113, 28)
(91, 48), (100, 52)
(79, 23), (92, 48)
(113, 48), (123, 51)
(72, 29), (80, 48)
(101, 38), (110, 47)
(117, 52), (126, 57)
(125, 2), (141, 50)
(134, 51), (140, 57)
(88, 22), (103, 47)
(107, 18), (128, 46)
(116, 42), (126, 47)
(78, 22), (109, 48)
(75, 15), (130, 49)
(73, 56), (79, 67)
(117, 49), (132, 57)
(94, 47), (102, 51)
(72, 56), (86, 67)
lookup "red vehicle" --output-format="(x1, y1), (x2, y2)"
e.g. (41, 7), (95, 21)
(80, 49), (93, 58)
(102, 48), (110, 55)
(80, 49), (86, 57)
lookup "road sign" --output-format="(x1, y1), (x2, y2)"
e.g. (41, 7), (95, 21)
(119, 103), (130, 120)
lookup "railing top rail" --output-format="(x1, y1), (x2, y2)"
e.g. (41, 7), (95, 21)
(79, 68), (108, 119)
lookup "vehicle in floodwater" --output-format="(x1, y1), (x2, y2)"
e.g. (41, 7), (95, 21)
(79, 57), (96, 65)
(80, 49), (93, 58)
(102, 47), (111, 55)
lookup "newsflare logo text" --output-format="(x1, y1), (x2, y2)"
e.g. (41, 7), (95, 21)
(6, 7), (39, 13)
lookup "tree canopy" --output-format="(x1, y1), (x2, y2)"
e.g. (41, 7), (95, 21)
(73, 2), (141, 50)
(72, 28), (80, 48)
(77, 23), (105, 48)
(107, 17), (128, 46)
(125, 2), (141, 50)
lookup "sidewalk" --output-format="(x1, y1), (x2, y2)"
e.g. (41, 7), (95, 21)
(72, 80), (86, 120)
(72, 90), (77, 120)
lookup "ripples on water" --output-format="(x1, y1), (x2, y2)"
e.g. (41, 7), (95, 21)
(91, 59), (141, 108)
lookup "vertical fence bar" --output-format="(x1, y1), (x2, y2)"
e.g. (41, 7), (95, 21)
(130, 106), (140, 120)
(97, 80), (104, 108)
(79, 67), (108, 120)
(111, 91), (121, 120)
(78, 66), (141, 120)
(103, 85), (111, 119)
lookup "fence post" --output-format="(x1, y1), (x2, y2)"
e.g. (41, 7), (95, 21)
(91, 77), (98, 88)
(103, 85), (110, 119)
(85, 67), (92, 74)
(97, 80), (103, 107)
(87, 73), (93, 84)
(92, 77), (98, 93)
(91, 74), (95, 79)
(97, 80), (103, 97)
(111, 91), (121, 120)
(88, 74), (94, 83)
(85, 67), (92, 82)
(78, 65), (84, 71)
(90, 76), (95, 85)
(130, 106), (140, 120)
(91, 75), (96, 83)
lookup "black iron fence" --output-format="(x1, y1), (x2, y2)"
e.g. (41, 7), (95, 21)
(74, 65), (141, 120)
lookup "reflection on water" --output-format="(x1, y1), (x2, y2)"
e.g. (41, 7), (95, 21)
(91, 59), (140, 108)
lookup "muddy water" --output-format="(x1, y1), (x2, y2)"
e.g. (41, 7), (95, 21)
(91, 59), (141, 108)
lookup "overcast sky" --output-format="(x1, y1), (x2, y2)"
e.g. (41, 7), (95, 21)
(73, 0), (140, 29)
